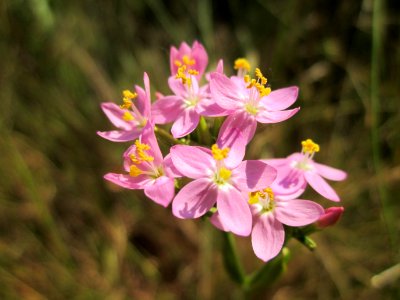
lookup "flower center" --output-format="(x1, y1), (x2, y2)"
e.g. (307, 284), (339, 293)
(129, 140), (160, 178)
(249, 187), (275, 213)
(214, 167), (232, 185)
(211, 144), (232, 186)
(119, 89), (147, 125)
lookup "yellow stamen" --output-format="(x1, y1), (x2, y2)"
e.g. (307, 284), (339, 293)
(301, 139), (320, 154)
(188, 69), (199, 75)
(174, 60), (182, 67)
(218, 167), (232, 181)
(134, 140), (154, 162)
(234, 58), (251, 71)
(244, 67), (271, 97)
(123, 90), (137, 100)
(182, 55), (195, 66)
(129, 165), (142, 177)
(119, 90), (137, 109)
(122, 111), (135, 121)
(175, 65), (190, 86)
(248, 188), (275, 211)
(211, 144), (230, 160)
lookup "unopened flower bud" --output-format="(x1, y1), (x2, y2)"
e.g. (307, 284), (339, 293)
(316, 207), (344, 228)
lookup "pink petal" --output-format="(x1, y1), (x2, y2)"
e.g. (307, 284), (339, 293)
(232, 160), (277, 192)
(168, 76), (187, 97)
(191, 40), (208, 77)
(314, 162), (347, 181)
(172, 178), (216, 218)
(97, 129), (140, 142)
(261, 158), (288, 167)
(219, 112), (257, 144)
(217, 187), (252, 236)
(144, 176), (175, 207)
(142, 72), (151, 117)
(205, 59), (224, 81)
(104, 173), (152, 189)
(163, 153), (183, 177)
(210, 72), (243, 110)
(196, 97), (230, 117)
(256, 107), (300, 124)
(251, 214), (285, 262)
(216, 127), (245, 169)
(100, 102), (132, 130)
(260, 86), (299, 111)
(170, 145), (215, 179)
(140, 123), (163, 165)
(209, 211), (230, 232)
(171, 108), (200, 138)
(169, 45), (179, 75)
(135, 73), (151, 118)
(269, 165), (307, 199)
(304, 171), (341, 202)
(275, 199), (324, 226)
(151, 95), (185, 124)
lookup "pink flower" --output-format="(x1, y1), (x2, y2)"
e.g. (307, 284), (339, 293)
(316, 206), (344, 228)
(170, 41), (208, 79)
(212, 188), (324, 262)
(170, 143), (277, 236)
(97, 73), (152, 142)
(104, 124), (179, 207)
(209, 68), (300, 154)
(152, 59), (225, 138)
(264, 139), (347, 202)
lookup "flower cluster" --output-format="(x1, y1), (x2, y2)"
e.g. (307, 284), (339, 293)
(98, 41), (347, 262)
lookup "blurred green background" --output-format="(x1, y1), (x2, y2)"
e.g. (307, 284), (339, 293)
(1, 0), (399, 299)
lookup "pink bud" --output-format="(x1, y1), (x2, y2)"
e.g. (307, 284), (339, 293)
(155, 92), (164, 99)
(316, 207), (344, 228)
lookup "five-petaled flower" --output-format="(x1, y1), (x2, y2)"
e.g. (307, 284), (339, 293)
(212, 187), (324, 261)
(170, 143), (277, 236)
(209, 62), (300, 156)
(263, 139), (347, 201)
(97, 73), (152, 142)
(104, 124), (180, 207)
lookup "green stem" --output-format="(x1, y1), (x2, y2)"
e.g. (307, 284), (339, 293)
(221, 232), (245, 285)
(371, 0), (396, 255)
(199, 116), (211, 145)
(154, 126), (184, 145)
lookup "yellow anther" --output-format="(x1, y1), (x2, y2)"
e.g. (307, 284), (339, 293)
(248, 188), (275, 209)
(122, 90), (137, 100)
(120, 90), (137, 109)
(174, 59), (182, 67)
(248, 192), (260, 205)
(130, 154), (140, 164)
(218, 167), (232, 181)
(182, 55), (195, 66)
(188, 69), (199, 75)
(211, 144), (230, 160)
(264, 187), (274, 201)
(244, 75), (251, 83)
(258, 86), (271, 97)
(120, 98), (132, 109)
(135, 140), (150, 151)
(301, 139), (320, 154)
(135, 141), (154, 162)
(129, 165), (142, 177)
(175, 65), (191, 86)
(122, 111), (135, 121)
(234, 58), (251, 71)
(246, 78), (257, 89)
